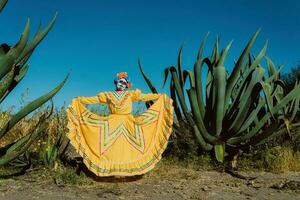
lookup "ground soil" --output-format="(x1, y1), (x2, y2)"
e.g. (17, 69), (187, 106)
(0, 162), (299, 200)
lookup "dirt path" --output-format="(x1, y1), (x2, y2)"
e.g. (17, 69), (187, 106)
(0, 163), (299, 200)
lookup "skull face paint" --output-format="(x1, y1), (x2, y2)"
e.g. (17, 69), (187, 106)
(116, 78), (127, 91)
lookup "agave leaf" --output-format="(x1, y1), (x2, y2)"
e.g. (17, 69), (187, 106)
(14, 64), (29, 82)
(193, 124), (213, 151)
(137, 59), (157, 107)
(289, 94), (300, 121)
(237, 99), (266, 134)
(183, 69), (195, 87)
(211, 36), (220, 65)
(170, 79), (183, 123)
(168, 67), (213, 150)
(216, 40), (233, 67)
(6, 102), (53, 154)
(0, 113), (49, 166)
(138, 58), (158, 93)
(247, 42), (268, 71)
(169, 67), (190, 115)
(226, 29), (260, 87)
(213, 65), (227, 136)
(17, 13), (57, 64)
(226, 43), (268, 118)
(263, 69), (285, 101)
(226, 68), (260, 123)
(264, 56), (277, 78)
(0, 0), (7, 12)
(244, 120), (281, 146)
(0, 20), (30, 80)
(187, 88), (219, 144)
(225, 30), (261, 110)
(0, 74), (68, 139)
(164, 66), (190, 116)
(260, 82), (275, 118)
(0, 65), (29, 103)
(228, 81), (300, 144)
(197, 32), (209, 60)
(162, 66), (171, 88)
(0, 66), (16, 100)
(210, 42), (231, 136)
(0, 44), (10, 56)
(204, 62), (214, 130)
(194, 59), (205, 119)
(214, 143), (225, 163)
(187, 88), (218, 143)
(194, 33), (209, 119)
(203, 58), (213, 100)
(177, 44), (185, 88)
(227, 68), (266, 137)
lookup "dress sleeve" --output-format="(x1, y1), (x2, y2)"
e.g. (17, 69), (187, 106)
(97, 92), (107, 104)
(76, 92), (107, 104)
(131, 89), (160, 102)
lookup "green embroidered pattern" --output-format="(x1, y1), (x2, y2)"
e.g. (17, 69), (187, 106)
(67, 93), (173, 174)
(111, 90), (127, 100)
(73, 128), (168, 173)
(106, 91), (130, 108)
(101, 123), (145, 154)
(68, 107), (159, 155)
(138, 109), (159, 125)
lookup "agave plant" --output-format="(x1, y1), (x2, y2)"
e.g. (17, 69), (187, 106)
(139, 30), (300, 166)
(40, 108), (69, 167)
(0, 0), (68, 166)
(40, 133), (59, 168)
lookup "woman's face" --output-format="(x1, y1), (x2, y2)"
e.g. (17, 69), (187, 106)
(116, 78), (127, 91)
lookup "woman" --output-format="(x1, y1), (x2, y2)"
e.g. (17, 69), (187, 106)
(66, 72), (173, 177)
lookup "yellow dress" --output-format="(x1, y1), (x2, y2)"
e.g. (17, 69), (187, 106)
(66, 89), (173, 176)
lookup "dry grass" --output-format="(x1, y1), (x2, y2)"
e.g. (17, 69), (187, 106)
(149, 156), (214, 180)
(263, 146), (300, 173)
(238, 146), (300, 173)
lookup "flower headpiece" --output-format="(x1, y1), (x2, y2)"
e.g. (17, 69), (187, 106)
(115, 71), (133, 88)
(117, 72), (128, 79)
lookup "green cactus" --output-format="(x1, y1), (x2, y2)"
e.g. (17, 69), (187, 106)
(139, 30), (300, 164)
(0, 0), (68, 166)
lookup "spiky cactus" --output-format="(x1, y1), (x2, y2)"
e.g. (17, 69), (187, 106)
(0, 0), (68, 166)
(139, 30), (300, 164)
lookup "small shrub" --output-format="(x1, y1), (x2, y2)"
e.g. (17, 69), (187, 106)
(54, 165), (93, 186)
(238, 156), (265, 171)
(262, 146), (300, 172)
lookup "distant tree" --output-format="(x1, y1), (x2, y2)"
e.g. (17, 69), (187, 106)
(281, 61), (300, 92)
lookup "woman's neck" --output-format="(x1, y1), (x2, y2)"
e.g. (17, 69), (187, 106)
(115, 89), (125, 93)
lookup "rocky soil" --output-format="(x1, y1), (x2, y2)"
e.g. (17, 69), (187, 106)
(0, 162), (299, 200)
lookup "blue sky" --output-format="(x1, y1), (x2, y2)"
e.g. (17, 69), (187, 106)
(0, 0), (300, 110)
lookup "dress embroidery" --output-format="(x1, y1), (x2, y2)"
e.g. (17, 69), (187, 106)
(66, 90), (174, 176)
(106, 91), (130, 108)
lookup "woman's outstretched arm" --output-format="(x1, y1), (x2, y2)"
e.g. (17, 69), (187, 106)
(131, 89), (161, 102)
(76, 92), (107, 104)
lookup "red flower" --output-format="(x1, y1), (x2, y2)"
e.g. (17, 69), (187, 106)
(127, 82), (133, 88)
(117, 72), (127, 79)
